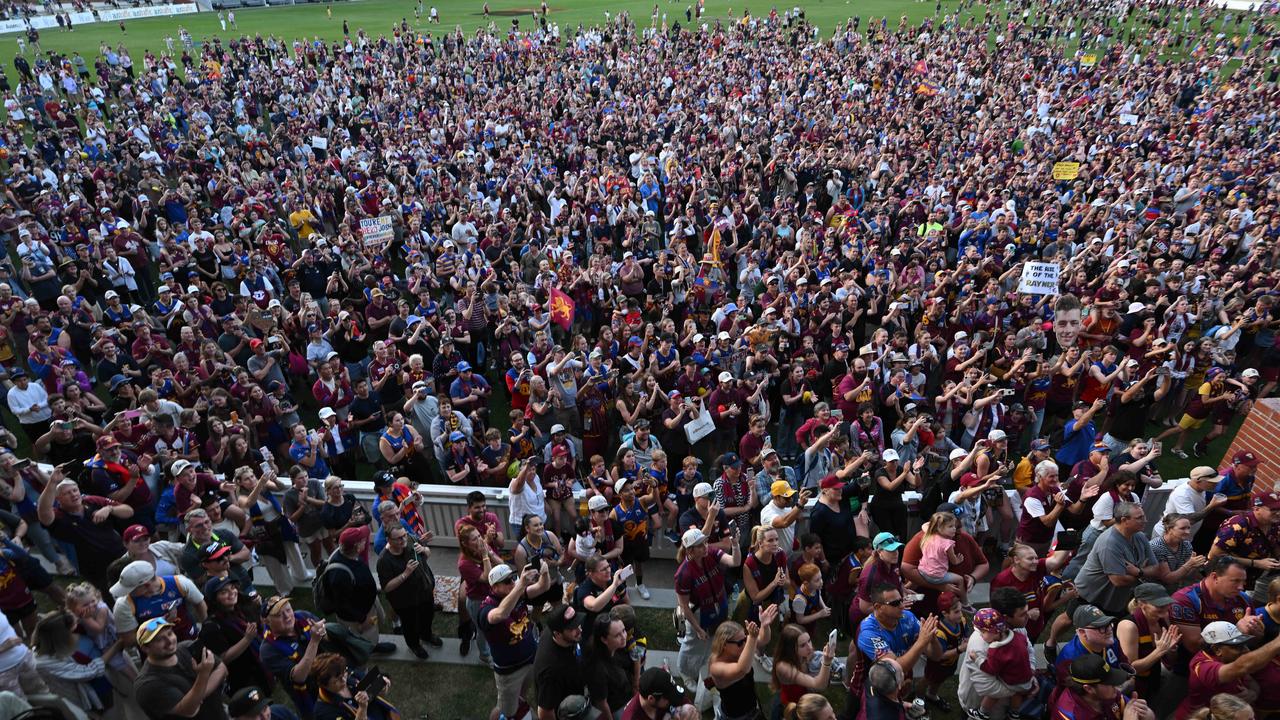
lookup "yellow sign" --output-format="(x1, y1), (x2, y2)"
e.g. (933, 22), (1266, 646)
(1080, 54), (1098, 66)
(1052, 162), (1081, 181)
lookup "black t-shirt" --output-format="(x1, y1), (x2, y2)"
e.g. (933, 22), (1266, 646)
(96, 353), (140, 384)
(135, 645), (230, 720)
(44, 498), (125, 570)
(677, 507), (730, 543)
(349, 393), (385, 434)
(571, 578), (619, 642)
(44, 433), (97, 467)
(533, 638), (586, 713)
(1109, 381), (1155, 442)
(587, 649), (634, 714)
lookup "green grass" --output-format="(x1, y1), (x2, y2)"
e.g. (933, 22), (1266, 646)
(2, 0), (1263, 86)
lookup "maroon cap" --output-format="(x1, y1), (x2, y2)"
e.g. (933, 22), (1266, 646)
(1254, 492), (1280, 511)
(1233, 451), (1261, 467)
(97, 435), (120, 451)
(960, 472), (981, 487)
(122, 524), (150, 543)
(820, 475), (843, 490)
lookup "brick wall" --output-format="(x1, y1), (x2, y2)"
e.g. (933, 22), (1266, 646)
(1219, 398), (1280, 495)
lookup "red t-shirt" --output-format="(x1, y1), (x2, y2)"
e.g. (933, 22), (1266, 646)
(991, 558), (1049, 639)
(457, 556), (490, 601)
(1176, 651), (1248, 719)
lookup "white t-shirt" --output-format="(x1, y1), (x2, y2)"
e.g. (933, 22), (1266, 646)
(1090, 492), (1140, 531)
(0, 611), (30, 672)
(508, 475), (546, 526)
(1155, 481), (1207, 536)
(760, 500), (795, 551)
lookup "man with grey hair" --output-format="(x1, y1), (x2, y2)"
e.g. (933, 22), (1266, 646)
(1073, 501), (1159, 617)
(178, 507), (252, 586)
(1016, 458), (1099, 556)
(864, 657), (907, 715)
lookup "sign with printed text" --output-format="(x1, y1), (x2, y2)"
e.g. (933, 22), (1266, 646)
(1052, 161), (1081, 180)
(1118, 113), (1139, 126)
(1018, 261), (1061, 295)
(360, 216), (395, 246)
(1080, 54), (1098, 66)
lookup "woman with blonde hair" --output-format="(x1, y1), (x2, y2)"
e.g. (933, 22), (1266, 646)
(743, 525), (789, 623)
(708, 608), (778, 720)
(785, 693), (836, 720)
(232, 463), (308, 594)
(1188, 693), (1253, 720)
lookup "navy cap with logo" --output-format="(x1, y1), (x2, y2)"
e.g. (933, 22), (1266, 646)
(228, 687), (270, 718)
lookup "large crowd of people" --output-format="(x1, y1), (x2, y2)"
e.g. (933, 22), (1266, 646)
(0, 0), (1277, 718)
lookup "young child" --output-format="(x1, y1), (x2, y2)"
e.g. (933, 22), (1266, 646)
(968, 608), (1035, 720)
(584, 454), (613, 502)
(918, 511), (973, 612)
(672, 455), (701, 520)
(65, 582), (134, 680)
(507, 409), (537, 460)
(542, 444), (579, 538)
(790, 562), (830, 638)
(923, 591), (969, 711)
(478, 427), (512, 485)
(645, 450), (680, 543)
(567, 517), (597, 583)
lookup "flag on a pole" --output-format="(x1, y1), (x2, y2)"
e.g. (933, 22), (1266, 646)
(548, 288), (575, 331)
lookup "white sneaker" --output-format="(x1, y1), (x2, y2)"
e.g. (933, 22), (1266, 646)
(637, 584), (651, 600)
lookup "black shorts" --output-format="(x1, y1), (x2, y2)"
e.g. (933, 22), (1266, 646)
(2, 601), (36, 626)
(621, 537), (650, 564)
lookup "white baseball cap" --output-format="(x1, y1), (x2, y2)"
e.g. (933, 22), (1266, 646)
(1202, 621), (1250, 646)
(882, 449), (900, 462)
(718, 371), (733, 383)
(681, 528), (708, 548)
(488, 564), (517, 585)
(692, 482), (715, 498)
(587, 495), (609, 512)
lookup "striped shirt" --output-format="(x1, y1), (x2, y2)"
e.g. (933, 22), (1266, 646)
(1149, 535), (1194, 588)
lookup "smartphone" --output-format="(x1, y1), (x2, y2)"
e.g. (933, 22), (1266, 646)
(618, 564), (635, 583)
(828, 628), (838, 649)
(57, 421), (74, 431)
(186, 638), (205, 658)
(830, 409), (844, 420)
(12, 458), (30, 470)
(1000, 389), (1015, 396)
(355, 666), (387, 700)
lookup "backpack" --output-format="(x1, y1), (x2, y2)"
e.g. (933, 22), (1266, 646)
(312, 551), (353, 616)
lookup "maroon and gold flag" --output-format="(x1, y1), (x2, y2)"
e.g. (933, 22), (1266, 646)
(549, 288), (575, 331)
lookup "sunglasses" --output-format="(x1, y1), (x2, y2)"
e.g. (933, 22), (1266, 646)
(726, 637), (747, 646)
(878, 599), (904, 608)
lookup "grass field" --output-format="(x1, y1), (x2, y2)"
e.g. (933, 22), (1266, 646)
(5, 0), (1255, 79)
